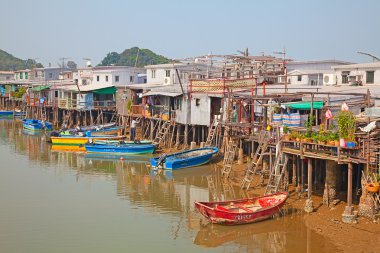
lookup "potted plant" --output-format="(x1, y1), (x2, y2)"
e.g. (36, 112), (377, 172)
(336, 111), (355, 148)
(283, 126), (290, 141)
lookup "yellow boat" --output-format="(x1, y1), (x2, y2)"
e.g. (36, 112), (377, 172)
(51, 135), (125, 151)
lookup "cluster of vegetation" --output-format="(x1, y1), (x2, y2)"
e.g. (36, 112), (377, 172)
(13, 86), (26, 98)
(335, 110), (356, 141)
(283, 111), (356, 146)
(0, 49), (43, 70)
(99, 47), (173, 67)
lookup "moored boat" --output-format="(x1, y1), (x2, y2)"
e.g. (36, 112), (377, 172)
(50, 135), (124, 151)
(85, 142), (155, 155)
(0, 110), (13, 118)
(194, 192), (288, 225)
(150, 147), (219, 170)
(22, 119), (52, 131)
(60, 125), (122, 136)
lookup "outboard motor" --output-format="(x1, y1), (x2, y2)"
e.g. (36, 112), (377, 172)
(50, 131), (60, 137)
(156, 153), (168, 168)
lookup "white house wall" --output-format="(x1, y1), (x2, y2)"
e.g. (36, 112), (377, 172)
(190, 95), (210, 126)
(175, 96), (191, 124)
(335, 69), (380, 85)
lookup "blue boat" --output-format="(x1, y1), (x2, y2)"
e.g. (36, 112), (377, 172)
(0, 111), (13, 118)
(150, 147), (219, 170)
(22, 119), (52, 131)
(85, 143), (155, 155)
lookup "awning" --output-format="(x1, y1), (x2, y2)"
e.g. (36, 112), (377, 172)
(30, 84), (51, 92)
(142, 91), (182, 97)
(283, 101), (324, 110)
(92, 86), (117, 95)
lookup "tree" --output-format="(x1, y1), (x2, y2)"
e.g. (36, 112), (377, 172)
(67, 61), (77, 70)
(100, 52), (121, 66)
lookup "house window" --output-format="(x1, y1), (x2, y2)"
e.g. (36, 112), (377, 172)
(35, 72), (38, 77)
(25, 72), (28, 79)
(165, 70), (170, 77)
(195, 98), (200, 106)
(129, 76), (134, 82)
(105, 75), (109, 82)
(6, 76), (10, 80)
(174, 97), (182, 110)
(115, 75), (119, 82)
(366, 71), (374, 84)
(236, 72), (240, 79)
(151, 70), (156, 78)
(20, 73), (23, 79)
(49, 73), (53, 78)
(226, 69), (231, 78)
(96, 75), (100, 82)
(297, 75), (302, 81)
(82, 79), (87, 85)
(55, 90), (59, 97)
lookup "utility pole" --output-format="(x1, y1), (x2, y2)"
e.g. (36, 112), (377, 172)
(274, 48), (287, 93)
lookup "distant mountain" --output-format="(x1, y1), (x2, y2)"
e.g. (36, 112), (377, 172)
(0, 49), (43, 71)
(99, 47), (173, 67)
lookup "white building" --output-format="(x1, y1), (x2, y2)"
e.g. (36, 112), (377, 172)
(92, 66), (145, 88)
(332, 62), (380, 86)
(287, 69), (334, 86)
(0, 71), (14, 82)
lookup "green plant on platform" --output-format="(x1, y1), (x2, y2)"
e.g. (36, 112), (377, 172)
(126, 99), (132, 113)
(13, 86), (26, 98)
(304, 114), (316, 138)
(335, 111), (355, 140)
(273, 104), (281, 114)
(283, 125), (289, 134)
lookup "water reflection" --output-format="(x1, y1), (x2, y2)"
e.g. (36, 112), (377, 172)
(0, 120), (341, 253)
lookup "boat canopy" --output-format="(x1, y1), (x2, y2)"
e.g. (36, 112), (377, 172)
(92, 86), (117, 95)
(283, 101), (324, 110)
(30, 84), (52, 92)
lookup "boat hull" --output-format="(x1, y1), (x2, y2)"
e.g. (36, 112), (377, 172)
(0, 111), (13, 118)
(22, 119), (52, 131)
(150, 147), (219, 170)
(195, 192), (288, 225)
(85, 143), (155, 155)
(51, 136), (124, 151)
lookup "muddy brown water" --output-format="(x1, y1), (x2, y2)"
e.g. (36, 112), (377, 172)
(0, 120), (341, 253)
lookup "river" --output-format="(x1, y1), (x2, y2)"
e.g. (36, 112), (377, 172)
(0, 120), (340, 253)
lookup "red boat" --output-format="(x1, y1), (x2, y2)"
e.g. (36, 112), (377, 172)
(194, 192), (288, 225)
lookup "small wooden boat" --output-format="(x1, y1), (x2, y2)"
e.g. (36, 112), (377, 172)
(50, 135), (124, 151)
(85, 142), (155, 155)
(22, 119), (52, 131)
(0, 110), (13, 118)
(60, 125), (122, 136)
(94, 139), (152, 145)
(195, 192), (288, 225)
(150, 147), (219, 170)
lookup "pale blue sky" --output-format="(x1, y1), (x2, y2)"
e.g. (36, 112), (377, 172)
(1, 0), (379, 67)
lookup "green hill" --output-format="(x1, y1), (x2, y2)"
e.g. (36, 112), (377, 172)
(99, 47), (173, 67)
(0, 49), (43, 70)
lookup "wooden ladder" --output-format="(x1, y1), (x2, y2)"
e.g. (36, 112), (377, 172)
(240, 131), (270, 190)
(221, 141), (237, 179)
(205, 121), (219, 147)
(265, 153), (289, 195)
(153, 120), (170, 147)
(207, 175), (217, 200)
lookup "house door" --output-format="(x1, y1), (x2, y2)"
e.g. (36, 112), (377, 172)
(210, 97), (222, 122)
